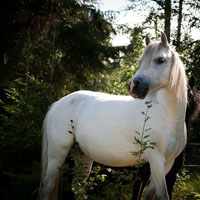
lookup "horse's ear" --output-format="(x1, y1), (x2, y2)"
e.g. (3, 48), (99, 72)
(189, 76), (195, 89)
(160, 32), (168, 46)
(145, 34), (151, 46)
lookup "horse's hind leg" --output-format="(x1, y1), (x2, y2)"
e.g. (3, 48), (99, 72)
(132, 163), (150, 200)
(41, 134), (74, 200)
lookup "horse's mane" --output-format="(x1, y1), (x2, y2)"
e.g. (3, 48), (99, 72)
(169, 49), (187, 104)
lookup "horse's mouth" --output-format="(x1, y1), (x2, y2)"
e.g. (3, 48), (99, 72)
(128, 79), (149, 100)
(131, 88), (149, 99)
(131, 93), (147, 99)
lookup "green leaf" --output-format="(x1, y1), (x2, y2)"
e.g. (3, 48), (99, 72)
(134, 136), (142, 145)
(150, 142), (156, 146)
(145, 100), (152, 105)
(135, 130), (141, 135)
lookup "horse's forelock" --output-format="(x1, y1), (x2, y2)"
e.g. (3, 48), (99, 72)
(141, 42), (162, 63)
(168, 50), (187, 104)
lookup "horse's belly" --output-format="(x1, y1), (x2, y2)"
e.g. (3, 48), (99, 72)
(76, 133), (144, 167)
(74, 100), (148, 167)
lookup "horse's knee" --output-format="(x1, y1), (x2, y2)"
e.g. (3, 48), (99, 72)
(144, 174), (169, 200)
(145, 187), (169, 200)
(144, 182), (155, 200)
(144, 192), (155, 200)
(41, 178), (55, 197)
(43, 177), (56, 190)
(153, 183), (169, 200)
(156, 193), (169, 200)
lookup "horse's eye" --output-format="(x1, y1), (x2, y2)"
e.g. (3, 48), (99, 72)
(156, 57), (165, 64)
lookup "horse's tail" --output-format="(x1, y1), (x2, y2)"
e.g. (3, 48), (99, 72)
(38, 112), (49, 199)
(38, 100), (74, 200)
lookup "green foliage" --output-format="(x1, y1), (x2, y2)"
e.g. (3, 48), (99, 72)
(96, 27), (144, 95)
(97, 66), (134, 95)
(173, 168), (200, 200)
(86, 166), (138, 200)
(0, 76), (50, 199)
(131, 101), (155, 163)
(0, 0), (124, 198)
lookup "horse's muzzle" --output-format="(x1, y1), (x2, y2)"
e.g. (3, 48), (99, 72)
(128, 78), (149, 99)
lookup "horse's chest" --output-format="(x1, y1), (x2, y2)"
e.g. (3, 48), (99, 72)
(153, 120), (186, 160)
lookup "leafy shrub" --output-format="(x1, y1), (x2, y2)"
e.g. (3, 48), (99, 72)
(0, 76), (50, 200)
(173, 168), (200, 200)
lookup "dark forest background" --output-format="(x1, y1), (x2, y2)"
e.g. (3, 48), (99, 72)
(0, 0), (200, 199)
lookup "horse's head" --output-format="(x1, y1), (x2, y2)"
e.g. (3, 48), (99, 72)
(128, 32), (174, 99)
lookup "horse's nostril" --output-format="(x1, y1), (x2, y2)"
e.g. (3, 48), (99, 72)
(134, 80), (140, 89)
(144, 87), (149, 93)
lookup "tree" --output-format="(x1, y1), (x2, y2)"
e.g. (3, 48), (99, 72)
(176, 0), (183, 48)
(0, 0), (123, 199)
(164, 0), (171, 41)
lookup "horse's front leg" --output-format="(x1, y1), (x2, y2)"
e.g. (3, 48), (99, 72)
(144, 179), (155, 200)
(144, 153), (169, 200)
(166, 150), (185, 200)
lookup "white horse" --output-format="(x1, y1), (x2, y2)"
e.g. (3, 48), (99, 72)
(39, 32), (187, 200)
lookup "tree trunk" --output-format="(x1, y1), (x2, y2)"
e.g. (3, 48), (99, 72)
(176, 0), (183, 48)
(164, 0), (171, 42)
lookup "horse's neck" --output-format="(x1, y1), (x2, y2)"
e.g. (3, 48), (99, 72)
(151, 88), (186, 122)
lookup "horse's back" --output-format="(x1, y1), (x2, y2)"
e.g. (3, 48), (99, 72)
(45, 90), (133, 135)
(50, 90), (133, 117)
